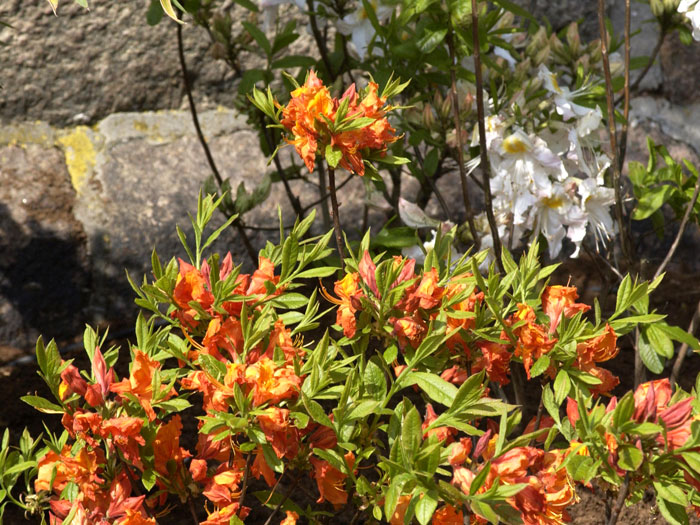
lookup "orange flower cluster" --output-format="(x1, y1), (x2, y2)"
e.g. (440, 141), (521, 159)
(451, 440), (577, 525)
(280, 71), (398, 175)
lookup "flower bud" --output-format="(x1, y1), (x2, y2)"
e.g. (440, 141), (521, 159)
(566, 22), (581, 56)
(422, 103), (436, 129)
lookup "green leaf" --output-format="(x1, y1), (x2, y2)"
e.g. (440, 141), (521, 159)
(301, 392), (333, 428)
(553, 370), (571, 405)
(646, 324), (675, 359)
(295, 266), (337, 279)
(638, 329), (665, 374)
(657, 498), (689, 525)
(363, 357), (387, 400)
(242, 21), (272, 57)
(529, 355), (551, 378)
(413, 372), (458, 407)
(415, 491), (438, 525)
(401, 406), (422, 464)
(346, 399), (380, 420)
(21, 396), (64, 414)
(653, 482), (688, 507)
(417, 27), (447, 53)
(617, 444), (643, 471)
(146, 0), (164, 25)
(325, 144), (343, 168)
(632, 184), (675, 220)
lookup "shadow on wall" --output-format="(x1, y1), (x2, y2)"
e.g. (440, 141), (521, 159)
(0, 201), (91, 360)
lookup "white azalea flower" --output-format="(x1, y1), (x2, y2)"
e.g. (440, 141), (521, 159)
(530, 183), (576, 259)
(678, 0), (700, 40)
(538, 65), (592, 120)
(578, 177), (616, 246)
(337, 0), (393, 59)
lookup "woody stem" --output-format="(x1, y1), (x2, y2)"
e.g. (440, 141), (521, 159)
(328, 166), (346, 271)
(238, 452), (254, 511)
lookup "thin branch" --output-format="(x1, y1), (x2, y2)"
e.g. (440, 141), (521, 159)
(671, 299), (700, 388)
(238, 452), (254, 511)
(306, 0), (334, 79)
(597, 0), (633, 269)
(412, 146), (453, 222)
(328, 166), (347, 270)
(176, 21), (257, 265)
(302, 173), (353, 213)
(615, 32), (666, 106)
(187, 497), (200, 525)
(262, 474), (303, 525)
(469, 1), (505, 272)
(653, 175), (700, 281)
(605, 474), (630, 525)
(448, 17), (481, 257)
(617, 0), (631, 175)
(317, 160), (332, 229)
(258, 113), (305, 217)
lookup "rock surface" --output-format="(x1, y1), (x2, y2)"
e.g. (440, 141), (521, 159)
(0, 0), (231, 126)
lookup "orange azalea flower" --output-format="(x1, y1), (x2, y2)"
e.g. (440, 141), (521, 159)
(116, 509), (156, 525)
(257, 407), (300, 460)
(280, 71), (398, 175)
(541, 285), (590, 334)
(247, 256), (280, 297)
(474, 340), (512, 386)
(280, 510), (300, 525)
(153, 415), (191, 481)
(321, 272), (363, 338)
(633, 378), (672, 421)
(251, 446), (277, 487)
(405, 267), (444, 311)
(173, 259), (214, 319)
(433, 504), (464, 525)
(111, 349), (175, 421)
(101, 416), (146, 469)
(310, 451), (355, 508)
(244, 358), (302, 407)
(181, 369), (229, 413)
(280, 70), (334, 172)
(449, 437), (473, 467)
(189, 458), (208, 483)
(389, 494), (412, 525)
(59, 362), (88, 400)
(393, 314), (427, 349)
(511, 304), (557, 379)
(202, 316), (244, 362)
(422, 403), (457, 443)
(201, 502), (250, 525)
(576, 324), (618, 368)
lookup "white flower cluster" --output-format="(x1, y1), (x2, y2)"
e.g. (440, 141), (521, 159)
(474, 65), (615, 260)
(678, 0), (700, 41)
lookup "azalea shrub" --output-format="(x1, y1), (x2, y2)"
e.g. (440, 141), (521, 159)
(1, 192), (699, 525)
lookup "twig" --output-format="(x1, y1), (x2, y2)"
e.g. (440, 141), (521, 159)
(469, 1), (505, 271)
(258, 113), (305, 218)
(238, 452), (254, 512)
(302, 172), (354, 213)
(617, 0), (631, 175)
(187, 497), (200, 525)
(447, 17), (481, 256)
(597, 0), (633, 270)
(306, 0), (334, 80)
(262, 474), (303, 525)
(652, 175), (700, 281)
(671, 299), (700, 388)
(605, 474), (630, 525)
(328, 166), (346, 270)
(176, 21), (257, 265)
(317, 160), (332, 229)
(615, 33), (666, 106)
(412, 146), (453, 222)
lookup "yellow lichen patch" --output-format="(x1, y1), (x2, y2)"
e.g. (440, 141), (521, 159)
(133, 120), (149, 133)
(57, 127), (96, 195)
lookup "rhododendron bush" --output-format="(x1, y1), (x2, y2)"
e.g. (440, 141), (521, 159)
(2, 193), (699, 525)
